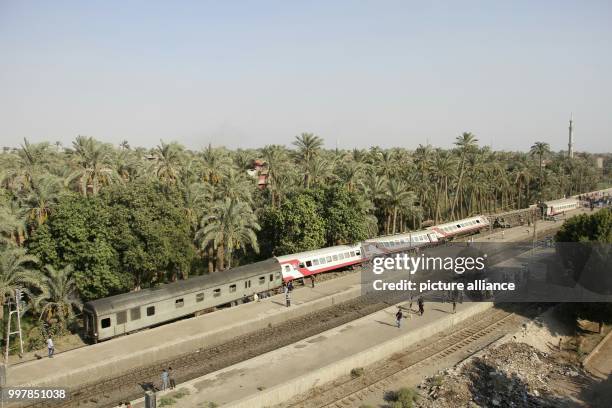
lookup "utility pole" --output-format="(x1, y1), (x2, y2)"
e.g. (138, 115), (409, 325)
(4, 289), (24, 363)
(568, 113), (574, 159)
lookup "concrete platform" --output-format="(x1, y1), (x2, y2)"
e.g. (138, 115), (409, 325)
(132, 300), (495, 408)
(6, 272), (363, 388)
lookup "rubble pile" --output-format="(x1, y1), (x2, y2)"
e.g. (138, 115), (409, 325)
(416, 342), (585, 407)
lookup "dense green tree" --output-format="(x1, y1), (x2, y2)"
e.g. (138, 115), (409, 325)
(258, 191), (326, 256)
(27, 195), (127, 301)
(103, 181), (195, 286)
(555, 208), (612, 333)
(321, 186), (371, 245)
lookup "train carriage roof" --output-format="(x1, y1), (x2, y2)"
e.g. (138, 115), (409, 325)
(84, 258), (280, 316)
(541, 198), (578, 207)
(275, 244), (361, 261)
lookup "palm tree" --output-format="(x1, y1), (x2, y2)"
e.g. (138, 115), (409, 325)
(261, 145), (291, 206)
(0, 200), (27, 246)
(196, 199), (260, 270)
(36, 264), (82, 326)
(451, 132), (479, 219)
(338, 160), (363, 192)
(218, 168), (254, 203)
(293, 133), (324, 188)
(530, 141), (551, 200)
(0, 247), (42, 312)
(151, 140), (184, 185)
(65, 136), (118, 196)
(23, 174), (62, 226)
(200, 144), (232, 185)
(385, 178), (415, 234)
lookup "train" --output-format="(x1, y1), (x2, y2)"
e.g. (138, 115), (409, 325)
(82, 191), (609, 342)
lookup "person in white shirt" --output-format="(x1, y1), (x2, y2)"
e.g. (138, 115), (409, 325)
(47, 336), (54, 358)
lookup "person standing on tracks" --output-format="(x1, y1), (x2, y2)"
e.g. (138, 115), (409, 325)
(161, 368), (169, 391)
(395, 308), (403, 328)
(418, 296), (424, 316)
(47, 336), (54, 358)
(311, 274), (316, 288)
(288, 280), (294, 292)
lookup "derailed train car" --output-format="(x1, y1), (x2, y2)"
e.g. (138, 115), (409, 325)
(83, 259), (282, 342)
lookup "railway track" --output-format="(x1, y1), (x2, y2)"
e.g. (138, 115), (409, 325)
(25, 229), (559, 408)
(286, 307), (523, 408)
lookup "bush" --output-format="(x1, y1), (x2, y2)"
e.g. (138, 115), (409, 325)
(158, 396), (176, 406)
(387, 387), (418, 408)
(350, 367), (365, 378)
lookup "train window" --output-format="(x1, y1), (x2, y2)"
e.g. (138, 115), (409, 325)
(313, 259), (319, 266)
(116, 311), (127, 324)
(299, 262), (305, 268)
(338, 253), (344, 260)
(269, 274), (274, 282)
(229, 284), (237, 293)
(276, 273), (281, 279)
(130, 307), (141, 321)
(350, 251), (355, 257)
(355, 250), (361, 256)
(101, 317), (111, 328)
(332, 255), (338, 261)
(326, 256), (332, 262)
(147, 306), (155, 316)
(456, 225), (461, 228)
(259, 277), (265, 285)
(306, 260), (312, 267)
(345, 252), (350, 258)
(319, 257), (325, 264)
(175, 298), (184, 308)
(244, 280), (251, 289)
(196, 292), (204, 302)
(284, 265), (291, 272)
(476, 220), (480, 223)
(213, 288), (221, 297)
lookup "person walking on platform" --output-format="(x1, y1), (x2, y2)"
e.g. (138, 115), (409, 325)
(168, 367), (176, 389)
(288, 280), (294, 292)
(285, 291), (291, 307)
(311, 274), (316, 288)
(418, 296), (424, 316)
(47, 336), (54, 358)
(395, 308), (403, 328)
(161, 369), (169, 391)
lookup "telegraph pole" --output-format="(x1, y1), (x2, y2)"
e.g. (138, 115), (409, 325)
(4, 289), (24, 363)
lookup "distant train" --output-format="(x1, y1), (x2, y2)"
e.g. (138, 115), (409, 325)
(83, 190), (609, 342)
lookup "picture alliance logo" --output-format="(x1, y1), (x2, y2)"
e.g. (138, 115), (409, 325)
(372, 253), (488, 275)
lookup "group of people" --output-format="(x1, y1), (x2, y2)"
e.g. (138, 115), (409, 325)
(161, 367), (176, 391)
(395, 296), (425, 328)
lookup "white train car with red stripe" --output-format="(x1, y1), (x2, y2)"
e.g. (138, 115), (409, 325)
(427, 215), (489, 240)
(276, 244), (364, 282)
(540, 198), (579, 217)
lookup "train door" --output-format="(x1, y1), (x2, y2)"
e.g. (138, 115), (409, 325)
(114, 310), (127, 336)
(83, 309), (94, 339)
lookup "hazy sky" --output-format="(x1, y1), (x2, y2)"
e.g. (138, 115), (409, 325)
(1, 1), (611, 152)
